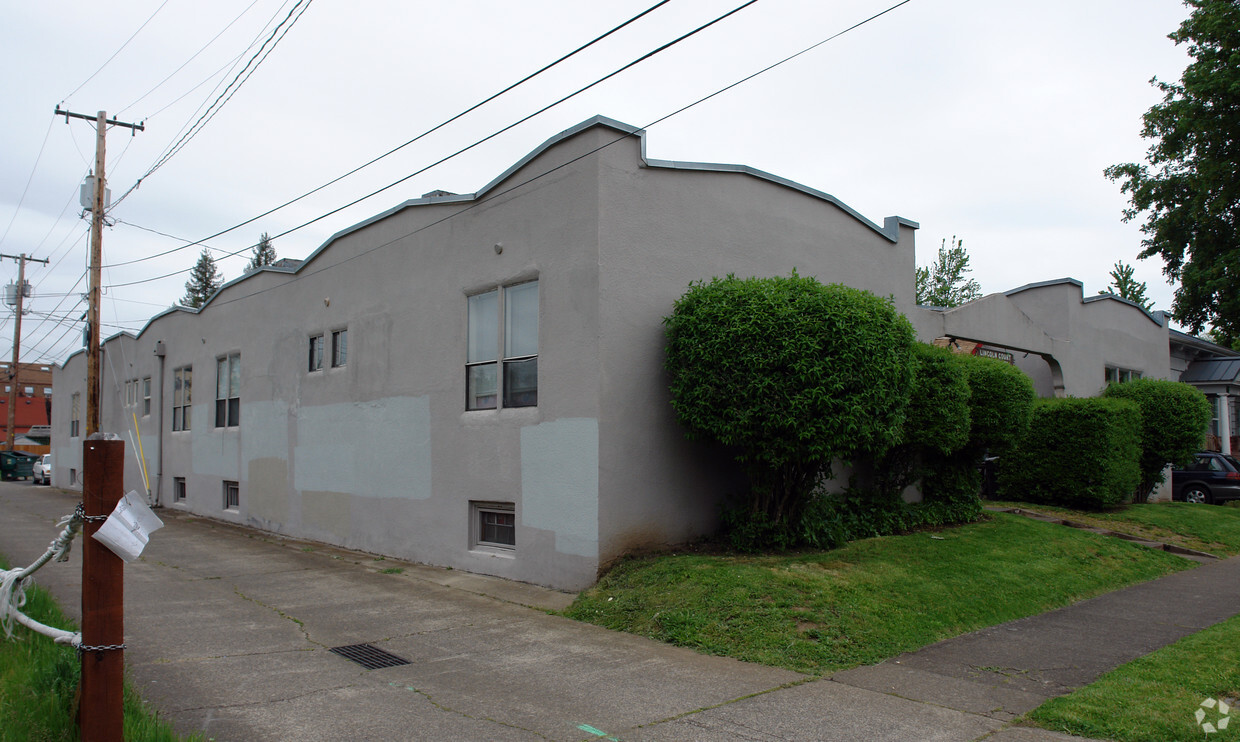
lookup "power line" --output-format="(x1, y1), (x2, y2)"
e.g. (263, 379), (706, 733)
(114, 0), (313, 205)
(118, 0), (268, 118)
(106, 0), (763, 288)
(198, 0), (916, 312)
(103, 0), (674, 269)
(0, 116), (58, 252)
(62, 0), (174, 101)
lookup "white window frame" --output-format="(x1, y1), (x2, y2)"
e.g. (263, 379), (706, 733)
(216, 353), (240, 428)
(470, 501), (516, 552)
(223, 480), (240, 510)
(174, 477), (186, 502)
(142, 376), (152, 416)
(466, 279), (538, 411)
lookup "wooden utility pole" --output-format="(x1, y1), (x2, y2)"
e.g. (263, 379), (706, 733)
(2, 252), (50, 449)
(54, 107), (142, 742)
(54, 108), (143, 435)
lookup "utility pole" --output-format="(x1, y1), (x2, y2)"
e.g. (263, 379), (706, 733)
(54, 108), (142, 435)
(54, 107), (142, 742)
(1, 252), (50, 449)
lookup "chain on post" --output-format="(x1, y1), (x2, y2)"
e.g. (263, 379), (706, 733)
(77, 643), (127, 655)
(75, 502), (109, 523)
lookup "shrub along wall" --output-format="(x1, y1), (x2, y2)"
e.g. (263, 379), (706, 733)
(1000, 397), (1142, 509)
(1101, 378), (1211, 501)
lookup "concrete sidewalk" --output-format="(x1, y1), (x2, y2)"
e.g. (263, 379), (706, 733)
(3, 484), (1236, 741)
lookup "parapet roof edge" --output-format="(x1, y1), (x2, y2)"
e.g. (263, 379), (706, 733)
(307, 115), (916, 254)
(89, 115), (919, 354)
(1005, 276), (1163, 327)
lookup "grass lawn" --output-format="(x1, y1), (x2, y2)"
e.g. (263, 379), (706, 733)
(563, 512), (1194, 676)
(0, 556), (197, 742)
(1027, 611), (1240, 742)
(989, 499), (1240, 556)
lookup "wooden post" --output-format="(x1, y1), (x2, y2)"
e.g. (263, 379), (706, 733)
(5, 253), (25, 450)
(86, 111), (106, 438)
(80, 437), (124, 741)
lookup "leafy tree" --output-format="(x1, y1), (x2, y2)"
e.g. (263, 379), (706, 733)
(915, 236), (982, 307)
(1098, 261), (1153, 311)
(1206, 326), (1240, 351)
(664, 273), (915, 541)
(182, 248), (223, 308)
(246, 232), (277, 272)
(1102, 378), (1211, 501)
(1105, 0), (1240, 337)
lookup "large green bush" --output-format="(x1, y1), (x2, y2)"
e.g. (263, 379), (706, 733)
(1000, 397), (1142, 509)
(957, 354), (1036, 456)
(874, 343), (972, 501)
(664, 273), (915, 540)
(1102, 378), (1211, 501)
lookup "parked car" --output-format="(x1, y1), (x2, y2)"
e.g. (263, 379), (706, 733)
(32, 454), (51, 486)
(1172, 452), (1240, 504)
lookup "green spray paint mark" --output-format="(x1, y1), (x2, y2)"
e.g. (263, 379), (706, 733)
(577, 724), (619, 741)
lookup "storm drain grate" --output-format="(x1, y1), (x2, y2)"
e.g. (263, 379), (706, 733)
(329, 643), (411, 670)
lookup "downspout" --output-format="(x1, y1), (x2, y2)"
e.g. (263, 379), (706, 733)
(154, 340), (166, 506)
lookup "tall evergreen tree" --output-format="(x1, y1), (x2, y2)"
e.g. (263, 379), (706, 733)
(1098, 261), (1153, 310)
(1105, 0), (1240, 340)
(182, 248), (223, 308)
(915, 236), (982, 308)
(247, 232), (277, 272)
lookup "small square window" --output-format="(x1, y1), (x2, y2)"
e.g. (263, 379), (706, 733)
(223, 480), (239, 510)
(472, 501), (515, 551)
(174, 477), (186, 502)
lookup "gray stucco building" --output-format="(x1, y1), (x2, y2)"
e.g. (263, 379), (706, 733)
(52, 116), (919, 591)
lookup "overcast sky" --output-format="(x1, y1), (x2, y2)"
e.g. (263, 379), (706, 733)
(1, 0), (1196, 366)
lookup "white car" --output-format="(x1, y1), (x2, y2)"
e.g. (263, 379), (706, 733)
(32, 454), (50, 486)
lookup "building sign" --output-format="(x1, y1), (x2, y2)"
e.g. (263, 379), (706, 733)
(974, 346), (1015, 364)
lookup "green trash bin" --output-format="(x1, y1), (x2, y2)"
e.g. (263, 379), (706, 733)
(0, 451), (36, 481)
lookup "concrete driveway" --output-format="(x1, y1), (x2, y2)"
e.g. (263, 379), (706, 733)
(0, 484), (1122, 741)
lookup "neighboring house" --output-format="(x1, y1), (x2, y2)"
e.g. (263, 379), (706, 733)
(51, 116), (919, 591)
(0, 361), (55, 400)
(914, 278), (1173, 398)
(0, 397), (51, 454)
(1170, 329), (1240, 455)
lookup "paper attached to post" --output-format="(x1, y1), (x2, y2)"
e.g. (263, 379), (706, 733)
(91, 490), (165, 562)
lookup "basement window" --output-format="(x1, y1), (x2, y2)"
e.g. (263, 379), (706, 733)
(471, 501), (515, 552)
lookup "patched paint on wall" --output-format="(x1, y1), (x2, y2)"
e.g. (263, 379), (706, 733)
(243, 400), (290, 462)
(191, 404), (241, 477)
(294, 396), (431, 498)
(521, 418), (598, 558)
(248, 457), (289, 523)
(302, 490), (351, 540)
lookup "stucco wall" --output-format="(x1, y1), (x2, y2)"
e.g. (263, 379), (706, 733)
(914, 279), (1171, 399)
(593, 134), (917, 565)
(51, 117), (918, 591)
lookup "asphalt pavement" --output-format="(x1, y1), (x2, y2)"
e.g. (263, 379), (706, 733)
(4, 483), (1239, 741)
